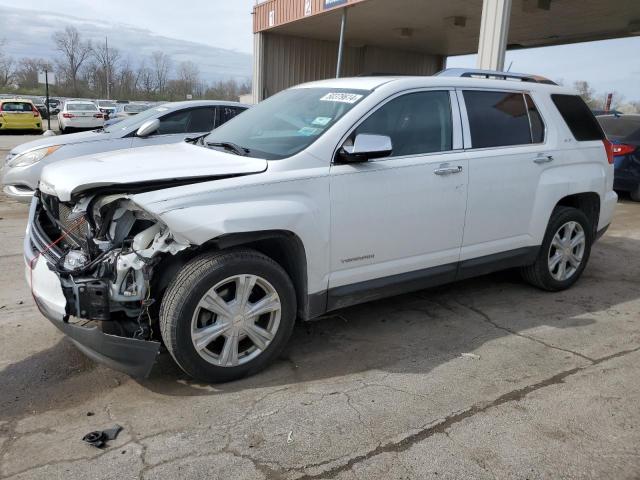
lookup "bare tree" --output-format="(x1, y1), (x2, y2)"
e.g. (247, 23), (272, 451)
(573, 80), (598, 109)
(14, 58), (48, 90)
(53, 26), (92, 96)
(175, 60), (200, 98)
(136, 60), (155, 97)
(92, 39), (120, 99)
(0, 39), (14, 88)
(151, 51), (171, 95)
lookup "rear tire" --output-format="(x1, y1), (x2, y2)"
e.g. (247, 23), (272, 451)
(521, 206), (592, 291)
(160, 249), (297, 383)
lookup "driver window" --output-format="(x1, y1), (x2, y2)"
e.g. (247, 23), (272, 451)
(157, 110), (191, 135)
(351, 91), (453, 157)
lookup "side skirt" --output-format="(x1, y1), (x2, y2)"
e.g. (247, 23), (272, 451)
(307, 246), (540, 319)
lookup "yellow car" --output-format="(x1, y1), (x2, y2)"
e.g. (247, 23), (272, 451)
(0, 98), (43, 133)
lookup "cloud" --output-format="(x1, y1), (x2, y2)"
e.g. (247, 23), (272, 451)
(0, 5), (252, 82)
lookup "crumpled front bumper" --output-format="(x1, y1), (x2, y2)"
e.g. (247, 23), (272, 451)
(24, 197), (161, 378)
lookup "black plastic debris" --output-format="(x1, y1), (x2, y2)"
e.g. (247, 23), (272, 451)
(82, 424), (123, 449)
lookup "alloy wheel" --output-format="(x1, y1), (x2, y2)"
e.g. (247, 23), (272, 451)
(190, 274), (282, 367)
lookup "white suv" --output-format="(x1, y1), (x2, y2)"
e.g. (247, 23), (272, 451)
(25, 70), (617, 382)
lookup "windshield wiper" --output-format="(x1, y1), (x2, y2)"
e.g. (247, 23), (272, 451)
(185, 133), (208, 145)
(206, 141), (250, 156)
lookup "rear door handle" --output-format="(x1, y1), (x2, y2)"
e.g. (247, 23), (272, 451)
(434, 166), (463, 176)
(534, 155), (554, 164)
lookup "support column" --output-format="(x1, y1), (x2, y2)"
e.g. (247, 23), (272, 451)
(252, 32), (265, 103)
(336, 8), (348, 78)
(476, 0), (512, 71)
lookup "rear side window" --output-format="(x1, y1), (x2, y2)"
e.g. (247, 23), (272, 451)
(216, 106), (244, 127)
(1, 102), (33, 112)
(187, 107), (216, 132)
(463, 91), (532, 148)
(551, 94), (604, 141)
(353, 90), (453, 157)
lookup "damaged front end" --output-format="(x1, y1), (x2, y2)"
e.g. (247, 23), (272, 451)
(25, 190), (189, 377)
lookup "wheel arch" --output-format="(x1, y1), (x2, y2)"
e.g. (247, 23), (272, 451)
(554, 192), (600, 239)
(154, 230), (317, 321)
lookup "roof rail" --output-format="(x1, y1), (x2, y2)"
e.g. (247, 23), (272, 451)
(435, 68), (557, 85)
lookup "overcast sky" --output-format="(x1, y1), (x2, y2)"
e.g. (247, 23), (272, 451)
(0, 0), (257, 53)
(1, 0), (638, 101)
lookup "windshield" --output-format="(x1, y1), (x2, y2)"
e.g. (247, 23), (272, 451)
(103, 105), (170, 133)
(1, 102), (33, 112)
(204, 87), (369, 159)
(67, 103), (98, 111)
(598, 115), (640, 143)
(98, 101), (116, 108)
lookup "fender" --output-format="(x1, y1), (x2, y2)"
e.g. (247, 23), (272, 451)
(529, 161), (606, 243)
(131, 170), (331, 300)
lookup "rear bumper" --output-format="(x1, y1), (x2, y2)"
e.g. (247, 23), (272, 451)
(24, 198), (160, 377)
(613, 176), (639, 193)
(0, 123), (42, 131)
(598, 190), (618, 232)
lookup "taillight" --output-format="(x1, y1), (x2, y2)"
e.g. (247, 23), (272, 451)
(612, 143), (636, 156)
(94, 113), (103, 118)
(62, 113), (74, 118)
(603, 139), (614, 165)
(32, 105), (40, 117)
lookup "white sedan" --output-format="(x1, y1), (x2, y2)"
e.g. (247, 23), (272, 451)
(57, 101), (105, 133)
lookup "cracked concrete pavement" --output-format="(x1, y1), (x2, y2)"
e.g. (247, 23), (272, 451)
(1, 139), (639, 478)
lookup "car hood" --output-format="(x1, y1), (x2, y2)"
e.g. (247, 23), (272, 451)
(39, 142), (268, 201)
(10, 130), (117, 155)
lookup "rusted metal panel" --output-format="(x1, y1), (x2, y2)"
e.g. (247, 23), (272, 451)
(253, 0), (369, 33)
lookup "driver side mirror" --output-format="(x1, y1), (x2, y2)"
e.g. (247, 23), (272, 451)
(337, 133), (393, 163)
(136, 118), (160, 138)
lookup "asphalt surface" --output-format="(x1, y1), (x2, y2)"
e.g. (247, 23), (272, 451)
(0, 135), (639, 479)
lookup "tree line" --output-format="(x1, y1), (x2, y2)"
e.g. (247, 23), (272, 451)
(0, 27), (251, 102)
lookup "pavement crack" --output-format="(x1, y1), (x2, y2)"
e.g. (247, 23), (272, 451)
(455, 300), (596, 363)
(294, 345), (640, 480)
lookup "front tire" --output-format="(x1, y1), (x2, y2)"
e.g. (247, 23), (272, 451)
(160, 249), (297, 382)
(521, 206), (592, 291)
(630, 186), (640, 202)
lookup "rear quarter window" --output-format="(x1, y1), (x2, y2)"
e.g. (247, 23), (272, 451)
(551, 94), (604, 141)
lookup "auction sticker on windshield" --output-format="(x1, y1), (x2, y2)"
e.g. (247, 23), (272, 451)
(320, 93), (363, 104)
(312, 116), (332, 126)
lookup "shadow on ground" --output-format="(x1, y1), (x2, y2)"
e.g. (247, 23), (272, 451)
(1, 230), (638, 417)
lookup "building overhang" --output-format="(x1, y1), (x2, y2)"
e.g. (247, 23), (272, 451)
(254, 0), (640, 56)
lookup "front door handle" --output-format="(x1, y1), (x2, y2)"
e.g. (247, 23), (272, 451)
(534, 155), (554, 164)
(434, 166), (463, 176)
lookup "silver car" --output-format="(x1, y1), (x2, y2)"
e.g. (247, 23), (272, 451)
(2, 100), (248, 201)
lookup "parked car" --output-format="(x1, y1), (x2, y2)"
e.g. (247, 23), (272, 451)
(57, 101), (105, 134)
(2, 101), (248, 200)
(597, 113), (640, 201)
(30, 98), (52, 120)
(0, 98), (43, 133)
(46, 98), (61, 116)
(95, 100), (117, 118)
(24, 70), (616, 381)
(108, 103), (151, 123)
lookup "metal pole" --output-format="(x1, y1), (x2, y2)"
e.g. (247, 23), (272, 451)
(45, 70), (51, 131)
(105, 36), (110, 100)
(336, 8), (347, 78)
